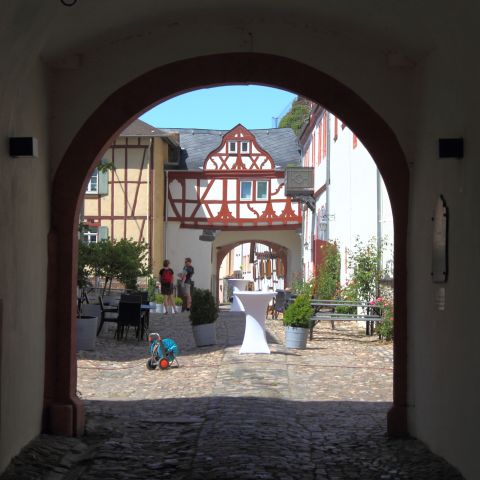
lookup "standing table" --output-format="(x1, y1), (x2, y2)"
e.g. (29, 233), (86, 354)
(227, 278), (250, 312)
(234, 291), (274, 354)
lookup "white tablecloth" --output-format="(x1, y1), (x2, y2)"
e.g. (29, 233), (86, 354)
(234, 291), (274, 354)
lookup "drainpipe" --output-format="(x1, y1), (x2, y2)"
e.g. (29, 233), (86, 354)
(325, 112), (331, 241)
(164, 168), (169, 260)
(376, 167), (382, 293)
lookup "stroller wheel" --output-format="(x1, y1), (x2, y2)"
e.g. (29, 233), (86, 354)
(146, 359), (157, 370)
(159, 358), (169, 369)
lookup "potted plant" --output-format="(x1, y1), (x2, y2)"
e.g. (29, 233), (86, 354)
(154, 293), (164, 313)
(189, 288), (218, 346)
(174, 296), (183, 313)
(147, 275), (157, 307)
(283, 294), (314, 349)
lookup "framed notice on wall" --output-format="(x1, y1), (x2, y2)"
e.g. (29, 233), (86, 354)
(431, 195), (448, 283)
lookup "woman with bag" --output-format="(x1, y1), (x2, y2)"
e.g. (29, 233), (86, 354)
(159, 259), (175, 314)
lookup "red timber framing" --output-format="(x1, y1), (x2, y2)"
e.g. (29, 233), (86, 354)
(167, 125), (301, 230)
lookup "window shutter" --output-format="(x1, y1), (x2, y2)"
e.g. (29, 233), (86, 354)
(98, 169), (109, 195)
(98, 226), (109, 241)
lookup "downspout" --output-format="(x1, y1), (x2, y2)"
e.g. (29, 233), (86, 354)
(376, 167), (382, 293)
(325, 112), (331, 241)
(164, 168), (169, 260)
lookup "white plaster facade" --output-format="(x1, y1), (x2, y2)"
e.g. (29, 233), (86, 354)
(301, 109), (393, 286)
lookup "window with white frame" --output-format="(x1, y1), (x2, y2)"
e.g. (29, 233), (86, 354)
(228, 141), (237, 153)
(86, 168), (99, 193)
(257, 180), (268, 200)
(241, 141), (249, 153)
(82, 228), (98, 244)
(240, 181), (252, 200)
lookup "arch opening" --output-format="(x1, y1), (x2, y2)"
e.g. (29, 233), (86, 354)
(46, 52), (408, 439)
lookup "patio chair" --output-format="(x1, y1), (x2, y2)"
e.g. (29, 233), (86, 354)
(273, 290), (287, 319)
(115, 301), (143, 340)
(97, 296), (119, 336)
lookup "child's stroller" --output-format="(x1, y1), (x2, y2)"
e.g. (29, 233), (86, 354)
(146, 333), (179, 370)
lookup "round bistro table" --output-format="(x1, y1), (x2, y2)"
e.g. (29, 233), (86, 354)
(227, 278), (250, 312)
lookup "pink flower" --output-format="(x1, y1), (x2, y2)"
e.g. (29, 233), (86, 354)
(377, 297), (383, 302)
(369, 300), (375, 305)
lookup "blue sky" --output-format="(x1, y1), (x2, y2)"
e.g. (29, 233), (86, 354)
(140, 85), (297, 130)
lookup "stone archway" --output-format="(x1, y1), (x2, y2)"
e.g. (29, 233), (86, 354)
(45, 52), (408, 438)
(215, 239), (289, 302)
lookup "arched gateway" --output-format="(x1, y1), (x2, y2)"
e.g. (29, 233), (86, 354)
(46, 53), (408, 438)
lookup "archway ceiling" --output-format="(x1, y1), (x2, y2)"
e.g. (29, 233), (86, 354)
(32, 1), (446, 63)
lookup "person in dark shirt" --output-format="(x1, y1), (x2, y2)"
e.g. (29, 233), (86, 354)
(181, 257), (194, 311)
(159, 259), (175, 314)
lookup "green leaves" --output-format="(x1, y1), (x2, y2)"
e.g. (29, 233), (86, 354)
(314, 241), (341, 300)
(283, 294), (314, 328)
(77, 238), (150, 292)
(189, 289), (218, 325)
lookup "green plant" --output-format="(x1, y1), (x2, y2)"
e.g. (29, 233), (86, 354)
(174, 296), (183, 306)
(371, 296), (394, 341)
(278, 97), (312, 135)
(291, 273), (314, 297)
(189, 288), (218, 326)
(77, 237), (150, 294)
(283, 294), (314, 328)
(147, 275), (157, 301)
(346, 237), (385, 304)
(154, 293), (164, 304)
(314, 241), (340, 300)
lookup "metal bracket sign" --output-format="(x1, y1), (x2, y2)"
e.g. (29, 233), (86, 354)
(431, 195), (448, 283)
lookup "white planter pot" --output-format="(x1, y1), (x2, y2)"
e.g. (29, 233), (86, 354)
(175, 306), (182, 313)
(77, 315), (98, 351)
(156, 304), (164, 313)
(192, 323), (217, 347)
(284, 326), (309, 349)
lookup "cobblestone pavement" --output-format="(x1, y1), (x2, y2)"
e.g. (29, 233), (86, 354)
(2, 312), (464, 479)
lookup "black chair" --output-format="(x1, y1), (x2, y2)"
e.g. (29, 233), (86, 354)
(97, 296), (119, 336)
(273, 290), (287, 319)
(115, 301), (143, 340)
(120, 293), (142, 303)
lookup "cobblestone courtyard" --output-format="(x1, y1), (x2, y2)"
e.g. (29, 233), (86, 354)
(2, 312), (463, 479)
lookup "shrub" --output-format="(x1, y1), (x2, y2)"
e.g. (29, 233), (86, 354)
(174, 296), (183, 306)
(371, 296), (394, 341)
(154, 293), (164, 304)
(283, 294), (314, 328)
(189, 289), (218, 326)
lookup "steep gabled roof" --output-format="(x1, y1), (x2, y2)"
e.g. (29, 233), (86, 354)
(120, 121), (301, 169)
(162, 127), (301, 170)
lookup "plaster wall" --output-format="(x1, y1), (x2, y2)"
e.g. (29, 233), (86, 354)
(328, 123), (393, 285)
(1, 1), (480, 478)
(165, 223), (213, 290)
(0, 61), (50, 471)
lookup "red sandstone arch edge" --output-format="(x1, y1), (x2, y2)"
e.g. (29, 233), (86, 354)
(45, 52), (408, 438)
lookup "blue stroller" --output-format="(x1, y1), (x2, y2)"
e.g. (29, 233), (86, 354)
(146, 333), (179, 370)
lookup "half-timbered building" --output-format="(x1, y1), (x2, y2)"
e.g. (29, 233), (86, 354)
(163, 124), (303, 294)
(81, 120), (180, 276)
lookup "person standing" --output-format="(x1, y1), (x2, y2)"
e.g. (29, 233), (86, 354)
(181, 257), (194, 311)
(159, 259), (175, 314)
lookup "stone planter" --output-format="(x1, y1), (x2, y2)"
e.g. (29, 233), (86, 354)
(284, 326), (309, 349)
(192, 323), (216, 347)
(77, 315), (98, 351)
(156, 304), (165, 313)
(175, 306), (183, 313)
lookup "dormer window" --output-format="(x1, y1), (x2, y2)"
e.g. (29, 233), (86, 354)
(241, 141), (249, 153)
(228, 141), (237, 153)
